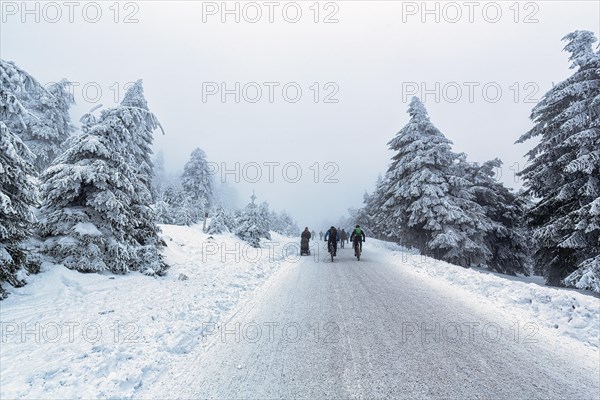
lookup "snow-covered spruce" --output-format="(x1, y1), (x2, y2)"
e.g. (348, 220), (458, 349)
(257, 202), (272, 241)
(564, 254), (600, 293)
(152, 147), (216, 227)
(39, 81), (167, 275)
(359, 175), (386, 238)
(153, 183), (202, 227)
(18, 79), (75, 173)
(235, 193), (271, 247)
(353, 182), (383, 237)
(517, 30), (600, 292)
(270, 210), (299, 237)
(0, 60), (41, 298)
(118, 81), (166, 255)
(153, 199), (174, 225)
(461, 159), (532, 275)
(181, 147), (214, 222)
(173, 195), (200, 227)
(376, 97), (491, 267)
(206, 205), (234, 234)
(153, 184), (179, 225)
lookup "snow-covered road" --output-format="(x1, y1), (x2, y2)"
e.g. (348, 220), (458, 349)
(155, 242), (600, 399)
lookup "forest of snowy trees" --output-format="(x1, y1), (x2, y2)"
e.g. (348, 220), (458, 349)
(355, 30), (599, 293)
(1, 30), (598, 298)
(0, 60), (299, 299)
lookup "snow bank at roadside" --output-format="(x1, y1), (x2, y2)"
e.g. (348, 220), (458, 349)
(369, 239), (600, 350)
(0, 225), (297, 399)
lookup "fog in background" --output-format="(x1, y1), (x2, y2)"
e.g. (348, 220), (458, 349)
(2, 1), (598, 230)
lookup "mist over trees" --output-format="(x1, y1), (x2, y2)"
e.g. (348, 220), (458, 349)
(0, 59), (300, 298)
(1, 29), (598, 297)
(151, 151), (299, 246)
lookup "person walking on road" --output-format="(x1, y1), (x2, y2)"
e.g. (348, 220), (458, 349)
(340, 229), (348, 248)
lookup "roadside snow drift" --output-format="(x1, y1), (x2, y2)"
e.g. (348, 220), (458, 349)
(0, 225), (298, 399)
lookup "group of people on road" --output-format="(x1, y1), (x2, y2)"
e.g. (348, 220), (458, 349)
(324, 225), (365, 257)
(302, 225), (366, 258)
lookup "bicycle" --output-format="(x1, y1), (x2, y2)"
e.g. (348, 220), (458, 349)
(353, 238), (362, 261)
(328, 241), (335, 262)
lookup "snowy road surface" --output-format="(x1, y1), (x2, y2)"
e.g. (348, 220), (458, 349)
(154, 242), (600, 399)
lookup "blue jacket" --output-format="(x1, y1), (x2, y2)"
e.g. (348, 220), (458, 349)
(324, 229), (339, 241)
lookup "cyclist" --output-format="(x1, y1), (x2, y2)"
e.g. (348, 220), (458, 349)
(350, 225), (366, 255)
(324, 226), (339, 257)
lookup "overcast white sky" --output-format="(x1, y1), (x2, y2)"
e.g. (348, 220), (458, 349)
(2, 1), (599, 230)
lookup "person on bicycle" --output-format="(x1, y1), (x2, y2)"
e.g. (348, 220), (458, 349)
(324, 226), (338, 257)
(350, 225), (366, 253)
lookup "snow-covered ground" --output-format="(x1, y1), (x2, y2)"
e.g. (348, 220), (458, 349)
(374, 240), (600, 350)
(1, 231), (598, 399)
(0, 225), (298, 399)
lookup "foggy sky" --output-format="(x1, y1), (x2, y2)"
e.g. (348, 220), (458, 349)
(2, 1), (598, 231)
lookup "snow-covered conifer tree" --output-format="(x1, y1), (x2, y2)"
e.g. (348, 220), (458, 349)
(39, 81), (166, 275)
(363, 175), (392, 239)
(269, 210), (299, 237)
(463, 159), (531, 275)
(235, 192), (262, 247)
(118, 81), (164, 256)
(119, 80), (161, 187)
(181, 147), (214, 221)
(153, 200), (174, 225)
(153, 183), (196, 226)
(380, 97), (490, 266)
(257, 201), (272, 240)
(207, 205), (233, 234)
(0, 60), (41, 297)
(172, 195), (199, 226)
(517, 31), (600, 290)
(279, 211), (299, 236)
(564, 255), (599, 293)
(19, 79), (75, 173)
